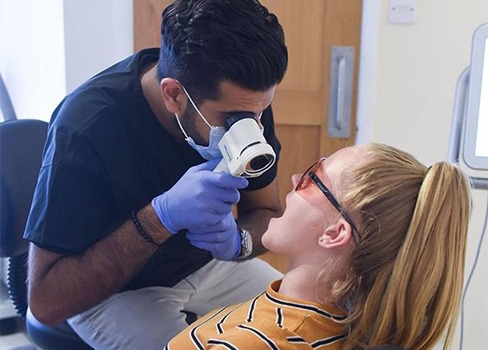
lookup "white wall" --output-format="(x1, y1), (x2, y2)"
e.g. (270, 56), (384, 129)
(0, 0), (66, 121)
(358, 1), (488, 349)
(63, 0), (134, 92)
(0, 0), (134, 121)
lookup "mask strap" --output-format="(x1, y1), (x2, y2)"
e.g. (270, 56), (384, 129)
(175, 113), (190, 141)
(258, 111), (263, 120)
(180, 85), (214, 130)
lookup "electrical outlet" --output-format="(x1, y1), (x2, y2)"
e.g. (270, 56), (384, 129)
(388, 0), (416, 24)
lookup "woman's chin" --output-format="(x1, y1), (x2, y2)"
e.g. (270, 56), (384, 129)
(261, 225), (278, 252)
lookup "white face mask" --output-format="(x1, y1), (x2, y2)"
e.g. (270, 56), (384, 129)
(175, 86), (226, 160)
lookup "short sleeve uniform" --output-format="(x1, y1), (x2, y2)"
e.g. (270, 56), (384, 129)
(24, 48), (281, 290)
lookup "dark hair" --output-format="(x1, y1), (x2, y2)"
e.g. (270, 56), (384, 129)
(157, 0), (288, 102)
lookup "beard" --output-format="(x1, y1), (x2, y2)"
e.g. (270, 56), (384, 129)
(179, 106), (208, 146)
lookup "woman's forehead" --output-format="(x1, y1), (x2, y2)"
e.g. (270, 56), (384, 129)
(299, 147), (361, 211)
(322, 146), (361, 180)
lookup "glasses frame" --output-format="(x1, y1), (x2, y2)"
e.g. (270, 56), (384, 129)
(296, 158), (361, 245)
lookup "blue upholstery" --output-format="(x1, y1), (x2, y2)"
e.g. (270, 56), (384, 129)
(26, 308), (92, 350)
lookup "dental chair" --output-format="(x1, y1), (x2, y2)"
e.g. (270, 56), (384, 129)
(0, 118), (93, 349)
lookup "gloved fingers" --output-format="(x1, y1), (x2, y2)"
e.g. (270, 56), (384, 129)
(188, 235), (235, 248)
(153, 188), (233, 230)
(188, 159), (248, 190)
(186, 231), (235, 243)
(188, 158), (222, 172)
(204, 187), (241, 207)
(151, 159), (247, 234)
(186, 224), (237, 242)
(186, 197), (233, 217)
(189, 212), (238, 235)
(188, 235), (240, 261)
(186, 211), (241, 260)
(192, 214), (230, 230)
(203, 172), (249, 190)
(187, 174), (243, 205)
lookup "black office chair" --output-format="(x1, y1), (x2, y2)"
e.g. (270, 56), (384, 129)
(0, 118), (92, 349)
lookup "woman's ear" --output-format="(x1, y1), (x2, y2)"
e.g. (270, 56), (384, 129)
(318, 218), (353, 249)
(160, 78), (186, 114)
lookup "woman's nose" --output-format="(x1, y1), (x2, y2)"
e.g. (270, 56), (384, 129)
(291, 173), (301, 189)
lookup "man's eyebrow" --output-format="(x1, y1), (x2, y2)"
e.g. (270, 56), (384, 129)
(219, 110), (262, 117)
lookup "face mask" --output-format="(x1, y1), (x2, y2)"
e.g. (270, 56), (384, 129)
(175, 86), (226, 160)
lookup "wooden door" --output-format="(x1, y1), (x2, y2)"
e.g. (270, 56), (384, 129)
(134, 0), (362, 273)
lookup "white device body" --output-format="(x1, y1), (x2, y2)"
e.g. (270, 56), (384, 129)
(214, 117), (276, 178)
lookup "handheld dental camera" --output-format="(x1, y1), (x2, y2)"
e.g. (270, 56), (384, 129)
(214, 112), (276, 178)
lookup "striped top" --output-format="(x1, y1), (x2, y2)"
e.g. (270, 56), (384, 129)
(165, 280), (348, 349)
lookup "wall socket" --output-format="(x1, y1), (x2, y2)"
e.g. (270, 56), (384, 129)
(388, 0), (416, 24)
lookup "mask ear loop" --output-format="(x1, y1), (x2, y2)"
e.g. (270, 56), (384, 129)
(174, 113), (190, 141)
(180, 85), (214, 130)
(256, 111), (264, 133)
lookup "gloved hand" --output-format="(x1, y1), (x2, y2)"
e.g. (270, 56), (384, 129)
(151, 159), (249, 234)
(185, 212), (241, 261)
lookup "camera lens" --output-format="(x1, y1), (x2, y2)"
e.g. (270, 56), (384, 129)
(248, 154), (273, 172)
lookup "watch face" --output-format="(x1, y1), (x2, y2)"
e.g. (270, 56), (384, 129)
(239, 228), (252, 259)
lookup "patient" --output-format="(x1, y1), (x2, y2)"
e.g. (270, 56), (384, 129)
(166, 143), (471, 350)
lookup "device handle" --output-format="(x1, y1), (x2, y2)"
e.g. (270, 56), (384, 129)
(213, 159), (229, 173)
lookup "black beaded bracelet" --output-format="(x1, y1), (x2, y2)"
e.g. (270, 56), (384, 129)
(130, 211), (161, 247)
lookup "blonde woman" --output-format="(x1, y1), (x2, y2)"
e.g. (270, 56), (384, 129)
(166, 143), (471, 349)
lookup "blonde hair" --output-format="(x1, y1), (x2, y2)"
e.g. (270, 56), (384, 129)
(334, 143), (472, 350)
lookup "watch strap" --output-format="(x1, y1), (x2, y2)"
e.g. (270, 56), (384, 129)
(236, 228), (252, 260)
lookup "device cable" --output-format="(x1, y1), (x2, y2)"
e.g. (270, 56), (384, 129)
(459, 190), (488, 350)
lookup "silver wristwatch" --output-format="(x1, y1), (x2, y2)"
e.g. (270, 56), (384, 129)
(236, 228), (253, 260)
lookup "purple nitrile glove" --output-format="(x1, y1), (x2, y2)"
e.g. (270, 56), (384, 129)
(185, 212), (241, 261)
(151, 159), (248, 234)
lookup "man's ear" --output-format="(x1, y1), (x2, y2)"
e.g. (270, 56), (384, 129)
(160, 78), (186, 114)
(318, 218), (353, 249)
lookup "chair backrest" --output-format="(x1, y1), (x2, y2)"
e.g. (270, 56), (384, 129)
(0, 119), (48, 257)
(0, 74), (17, 121)
(0, 118), (92, 348)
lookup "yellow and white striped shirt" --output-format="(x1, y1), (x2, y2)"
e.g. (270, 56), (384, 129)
(165, 280), (348, 349)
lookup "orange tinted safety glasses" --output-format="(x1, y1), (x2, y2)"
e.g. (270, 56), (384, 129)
(296, 158), (360, 245)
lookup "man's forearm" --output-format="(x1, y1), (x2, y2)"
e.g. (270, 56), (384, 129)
(28, 205), (171, 326)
